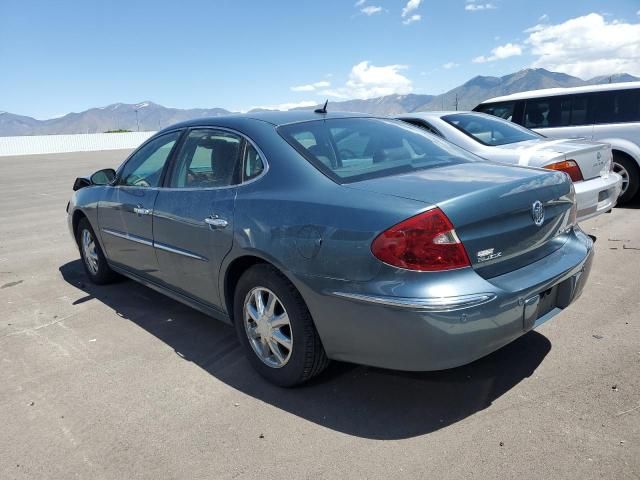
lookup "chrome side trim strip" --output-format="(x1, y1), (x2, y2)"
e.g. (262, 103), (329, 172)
(102, 228), (153, 247)
(102, 228), (207, 261)
(153, 241), (208, 262)
(330, 291), (497, 312)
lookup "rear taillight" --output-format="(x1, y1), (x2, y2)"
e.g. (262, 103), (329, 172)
(544, 160), (584, 182)
(371, 208), (471, 271)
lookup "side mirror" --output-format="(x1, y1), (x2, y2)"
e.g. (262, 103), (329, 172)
(90, 168), (116, 185)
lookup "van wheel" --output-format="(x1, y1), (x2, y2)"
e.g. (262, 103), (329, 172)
(233, 264), (329, 387)
(613, 154), (639, 204)
(76, 218), (117, 284)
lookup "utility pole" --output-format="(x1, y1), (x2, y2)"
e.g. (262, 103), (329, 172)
(454, 94), (459, 111)
(135, 109), (140, 131)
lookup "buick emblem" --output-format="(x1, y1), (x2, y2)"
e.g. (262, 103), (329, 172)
(597, 151), (602, 160)
(531, 200), (545, 226)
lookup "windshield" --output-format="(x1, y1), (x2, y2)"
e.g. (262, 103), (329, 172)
(442, 113), (542, 146)
(278, 118), (480, 184)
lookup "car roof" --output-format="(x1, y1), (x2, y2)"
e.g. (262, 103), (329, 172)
(396, 110), (481, 120)
(479, 81), (640, 104)
(159, 110), (375, 133)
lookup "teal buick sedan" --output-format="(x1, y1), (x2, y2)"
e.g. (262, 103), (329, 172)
(67, 110), (593, 386)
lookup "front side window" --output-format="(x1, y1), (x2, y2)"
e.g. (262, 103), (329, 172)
(278, 118), (480, 184)
(118, 131), (181, 187)
(443, 113), (541, 146)
(170, 129), (242, 188)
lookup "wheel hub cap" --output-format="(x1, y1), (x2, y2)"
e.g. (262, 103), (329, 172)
(244, 287), (293, 368)
(81, 229), (99, 275)
(613, 161), (629, 196)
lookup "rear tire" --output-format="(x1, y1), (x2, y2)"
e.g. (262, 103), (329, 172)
(76, 217), (117, 285)
(233, 264), (329, 387)
(613, 153), (639, 204)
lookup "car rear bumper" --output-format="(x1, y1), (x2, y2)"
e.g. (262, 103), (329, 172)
(574, 173), (622, 222)
(295, 228), (594, 371)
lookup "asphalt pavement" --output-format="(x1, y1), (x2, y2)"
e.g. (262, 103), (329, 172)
(0, 150), (638, 479)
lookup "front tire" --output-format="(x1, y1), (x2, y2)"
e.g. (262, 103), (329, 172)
(613, 153), (639, 204)
(76, 217), (117, 285)
(233, 264), (329, 387)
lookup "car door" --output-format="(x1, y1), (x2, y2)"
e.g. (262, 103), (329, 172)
(98, 130), (182, 277)
(152, 128), (256, 308)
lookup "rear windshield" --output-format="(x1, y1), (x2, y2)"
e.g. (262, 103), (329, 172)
(442, 113), (541, 146)
(277, 118), (480, 183)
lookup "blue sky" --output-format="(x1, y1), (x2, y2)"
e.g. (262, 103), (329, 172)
(1, 0), (639, 118)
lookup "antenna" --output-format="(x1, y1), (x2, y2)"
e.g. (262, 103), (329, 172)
(315, 99), (328, 114)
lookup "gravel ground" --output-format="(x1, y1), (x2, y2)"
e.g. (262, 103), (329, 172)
(0, 150), (638, 479)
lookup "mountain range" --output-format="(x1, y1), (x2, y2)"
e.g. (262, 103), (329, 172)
(1, 69), (638, 136)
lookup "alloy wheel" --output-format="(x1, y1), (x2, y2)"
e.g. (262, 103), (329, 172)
(243, 287), (293, 368)
(613, 161), (630, 196)
(81, 229), (99, 275)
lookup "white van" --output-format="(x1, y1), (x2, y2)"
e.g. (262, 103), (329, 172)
(475, 82), (640, 203)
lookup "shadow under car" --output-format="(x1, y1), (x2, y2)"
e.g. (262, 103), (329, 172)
(59, 259), (551, 440)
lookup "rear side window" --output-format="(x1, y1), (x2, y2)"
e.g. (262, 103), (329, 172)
(170, 129), (241, 188)
(243, 143), (265, 181)
(278, 118), (479, 184)
(593, 89), (640, 124)
(475, 102), (515, 121)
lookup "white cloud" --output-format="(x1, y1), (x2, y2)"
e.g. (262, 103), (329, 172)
(354, 0), (366, 6)
(442, 62), (460, 69)
(465, 1), (497, 12)
(539, 13), (549, 22)
(473, 43), (523, 63)
(526, 13), (640, 78)
(403, 14), (421, 24)
(250, 100), (317, 112)
(321, 61), (413, 99)
(402, 0), (421, 17)
(290, 81), (331, 92)
(524, 23), (546, 33)
(401, 0), (421, 23)
(361, 5), (382, 15)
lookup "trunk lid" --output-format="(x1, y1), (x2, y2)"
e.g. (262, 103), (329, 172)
(496, 138), (612, 180)
(348, 162), (575, 277)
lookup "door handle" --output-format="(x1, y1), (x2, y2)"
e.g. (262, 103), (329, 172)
(204, 215), (228, 228)
(133, 205), (152, 215)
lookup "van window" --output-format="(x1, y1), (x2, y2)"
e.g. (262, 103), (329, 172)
(593, 89), (640, 124)
(524, 98), (553, 128)
(475, 102), (515, 121)
(524, 95), (591, 128)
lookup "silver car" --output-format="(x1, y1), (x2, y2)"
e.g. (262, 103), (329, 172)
(398, 111), (622, 222)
